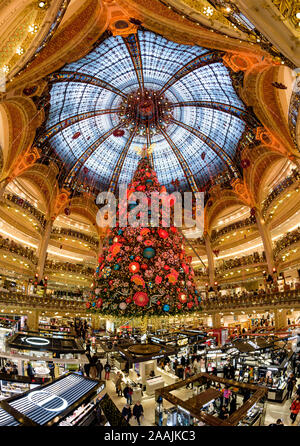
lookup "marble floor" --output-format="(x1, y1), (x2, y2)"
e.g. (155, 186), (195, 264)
(104, 377), (300, 427)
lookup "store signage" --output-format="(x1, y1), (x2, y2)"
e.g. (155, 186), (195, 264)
(28, 390), (68, 412)
(247, 341), (258, 349)
(21, 337), (50, 346)
(96, 384), (105, 394)
(151, 354), (164, 360)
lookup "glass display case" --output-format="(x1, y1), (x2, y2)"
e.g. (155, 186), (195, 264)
(238, 401), (265, 426)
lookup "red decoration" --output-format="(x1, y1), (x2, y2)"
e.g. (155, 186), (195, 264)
(187, 302), (193, 309)
(155, 276), (162, 284)
(86, 302), (91, 308)
(144, 240), (153, 246)
(179, 293), (187, 303)
(177, 303), (182, 310)
(133, 291), (149, 307)
(83, 167), (89, 174)
(141, 263), (148, 270)
(126, 297), (132, 304)
(72, 132), (81, 139)
(129, 262), (140, 273)
(158, 229), (169, 239)
(241, 158), (250, 169)
(113, 129), (125, 137)
(201, 152), (206, 160)
(64, 208), (71, 216)
(96, 298), (103, 308)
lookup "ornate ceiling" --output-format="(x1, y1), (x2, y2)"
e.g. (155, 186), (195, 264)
(38, 29), (250, 192)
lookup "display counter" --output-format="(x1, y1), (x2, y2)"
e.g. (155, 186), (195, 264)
(146, 375), (164, 396)
(0, 372), (105, 426)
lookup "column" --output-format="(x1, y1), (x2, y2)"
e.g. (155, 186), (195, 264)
(0, 178), (9, 201)
(212, 313), (222, 328)
(36, 219), (53, 281)
(27, 309), (40, 331)
(274, 309), (287, 330)
(204, 232), (215, 287)
(255, 210), (275, 275)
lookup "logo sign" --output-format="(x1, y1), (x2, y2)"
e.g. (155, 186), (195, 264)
(28, 390), (68, 412)
(21, 336), (50, 346)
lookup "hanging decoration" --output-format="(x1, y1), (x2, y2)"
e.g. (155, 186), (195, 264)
(72, 132), (81, 139)
(113, 129), (125, 137)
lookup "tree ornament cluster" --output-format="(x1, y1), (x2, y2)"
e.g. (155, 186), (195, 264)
(87, 156), (201, 317)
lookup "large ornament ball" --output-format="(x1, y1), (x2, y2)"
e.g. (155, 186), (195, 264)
(119, 302), (127, 310)
(143, 247), (156, 259)
(133, 291), (149, 307)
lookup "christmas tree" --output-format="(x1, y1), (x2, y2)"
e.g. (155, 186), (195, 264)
(87, 151), (201, 318)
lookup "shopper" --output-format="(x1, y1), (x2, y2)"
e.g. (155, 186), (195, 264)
(104, 362), (111, 380)
(121, 404), (132, 423)
(96, 360), (103, 379)
(133, 401), (144, 426)
(27, 361), (35, 379)
(123, 385), (132, 405)
(229, 364), (235, 380)
(115, 372), (123, 397)
(290, 397), (300, 424)
(218, 406), (229, 420)
(84, 362), (90, 377)
(89, 356), (98, 379)
(223, 386), (231, 407)
(48, 362), (55, 379)
(287, 373), (297, 399)
(229, 395), (237, 415)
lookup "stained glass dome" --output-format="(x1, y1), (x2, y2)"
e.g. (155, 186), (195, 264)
(40, 29), (251, 193)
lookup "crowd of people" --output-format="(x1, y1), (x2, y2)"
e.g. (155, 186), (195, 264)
(52, 227), (99, 247)
(0, 235), (37, 264)
(5, 193), (47, 228)
(261, 169), (300, 217)
(45, 260), (94, 275)
(274, 228), (300, 258)
(215, 252), (266, 273)
(210, 215), (257, 242)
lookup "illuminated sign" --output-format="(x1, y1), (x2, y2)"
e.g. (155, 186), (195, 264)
(28, 390), (68, 412)
(21, 337), (50, 346)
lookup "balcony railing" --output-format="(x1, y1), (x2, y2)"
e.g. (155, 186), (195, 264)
(215, 253), (266, 274)
(44, 261), (95, 275)
(4, 194), (47, 229)
(201, 289), (300, 311)
(0, 290), (299, 315)
(51, 227), (99, 248)
(274, 228), (300, 258)
(211, 215), (257, 243)
(0, 238), (37, 265)
(261, 169), (300, 218)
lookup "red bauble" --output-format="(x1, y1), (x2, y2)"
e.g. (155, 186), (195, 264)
(113, 129), (125, 137)
(135, 256), (141, 261)
(129, 262), (140, 273)
(179, 293), (187, 303)
(133, 291), (149, 307)
(72, 132), (81, 139)
(158, 229), (169, 239)
(187, 301), (193, 309)
(126, 297), (132, 304)
(141, 263), (148, 270)
(144, 239), (153, 246)
(164, 265), (170, 270)
(177, 303), (182, 310)
(241, 158), (250, 169)
(96, 298), (103, 308)
(157, 301), (161, 305)
(86, 302), (91, 308)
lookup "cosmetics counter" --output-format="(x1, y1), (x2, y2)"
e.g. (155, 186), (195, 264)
(2, 330), (87, 379)
(155, 372), (267, 427)
(0, 373), (105, 426)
